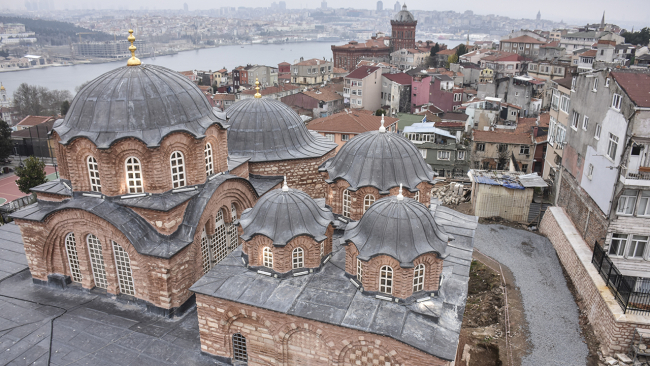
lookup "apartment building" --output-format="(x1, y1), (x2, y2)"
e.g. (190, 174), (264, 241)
(343, 65), (383, 111)
(390, 48), (428, 70)
(471, 130), (534, 172)
(543, 77), (572, 181)
(291, 58), (333, 86)
(381, 72), (412, 115)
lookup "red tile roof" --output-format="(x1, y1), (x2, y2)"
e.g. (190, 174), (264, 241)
(307, 111), (398, 134)
(16, 115), (54, 127)
(346, 66), (380, 80)
(301, 89), (343, 102)
(294, 58), (330, 66)
(382, 73), (412, 85)
(481, 51), (521, 62)
(212, 94), (235, 101)
(580, 50), (597, 57)
(501, 35), (546, 44)
(12, 119), (55, 138)
(473, 130), (531, 144)
(436, 49), (457, 56)
(440, 112), (469, 122)
(278, 62), (291, 66)
(611, 71), (650, 108)
(333, 67), (348, 74)
(333, 38), (390, 50)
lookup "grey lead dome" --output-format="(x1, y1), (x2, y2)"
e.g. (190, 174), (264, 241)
(321, 131), (435, 192)
(239, 187), (335, 245)
(343, 195), (448, 267)
(226, 98), (337, 162)
(393, 4), (415, 22)
(54, 64), (226, 148)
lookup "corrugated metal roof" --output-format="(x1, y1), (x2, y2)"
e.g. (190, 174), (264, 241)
(469, 170), (547, 189)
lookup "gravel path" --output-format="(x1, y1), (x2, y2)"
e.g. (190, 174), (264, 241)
(475, 223), (589, 366)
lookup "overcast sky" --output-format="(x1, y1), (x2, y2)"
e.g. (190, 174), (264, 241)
(6, 0), (649, 28)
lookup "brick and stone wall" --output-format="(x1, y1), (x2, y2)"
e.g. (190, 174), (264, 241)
(196, 294), (450, 366)
(249, 150), (335, 199)
(53, 126), (229, 196)
(325, 179), (435, 220)
(540, 207), (650, 356)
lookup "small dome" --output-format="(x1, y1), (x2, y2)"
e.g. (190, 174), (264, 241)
(226, 98), (337, 162)
(54, 65), (225, 148)
(239, 186), (335, 245)
(343, 195), (448, 267)
(394, 4), (415, 22)
(321, 131), (435, 192)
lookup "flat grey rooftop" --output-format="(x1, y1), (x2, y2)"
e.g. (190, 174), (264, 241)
(0, 223), (28, 281)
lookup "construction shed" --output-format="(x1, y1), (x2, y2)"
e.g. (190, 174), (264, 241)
(468, 170), (547, 222)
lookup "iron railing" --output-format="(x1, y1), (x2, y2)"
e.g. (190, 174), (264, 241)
(592, 243), (650, 315)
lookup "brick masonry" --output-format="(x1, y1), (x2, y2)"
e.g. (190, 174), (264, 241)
(540, 207), (650, 356)
(195, 294), (450, 366)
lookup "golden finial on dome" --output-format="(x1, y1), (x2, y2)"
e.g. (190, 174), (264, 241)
(126, 29), (141, 66)
(0, 83), (4, 91)
(254, 78), (261, 99)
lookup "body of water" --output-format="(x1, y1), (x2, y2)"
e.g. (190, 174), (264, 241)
(0, 39), (466, 95)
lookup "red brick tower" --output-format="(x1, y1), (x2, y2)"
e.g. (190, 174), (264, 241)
(390, 4), (417, 51)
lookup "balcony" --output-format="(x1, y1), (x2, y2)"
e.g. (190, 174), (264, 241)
(621, 167), (650, 187)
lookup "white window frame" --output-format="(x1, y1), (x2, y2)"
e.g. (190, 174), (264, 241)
(263, 247), (273, 268)
(437, 150), (450, 160)
(357, 258), (363, 283)
(414, 191), (420, 202)
(628, 235), (649, 259)
(413, 264), (425, 292)
(325, 133), (334, 142)
(609, 233), (628, 257)
(582, 116), (589, 131)
(65, 233), (82, 283)
(457, 151), (465, 160)
(87, 234), (107, 289)
(292, 247), (304, 269)
(341, 134), (349, 142)
(592, 78), (598, 92)
(342, 189), (351, 218)
(571, 112), (579, 130)
(170, 151), (186, 188)
(617, 189), (638, 216)
(363, 194), (375, 213)
(607, 133), (619, 161)
(204, 143), (214, 176)
(125, 157), (143, 193)
(560, 95), (570, 114)
(379, 265), (393, 295)
(112, 241), (135, 296)
(637, 191), (650, 217)
(612, 93), (622, 110)
(594, 124), (601, 140)
(87, 156), (101, 192)
(520, 145), (530, 155)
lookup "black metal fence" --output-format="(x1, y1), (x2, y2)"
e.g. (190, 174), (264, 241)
(592, 243), (650, 315)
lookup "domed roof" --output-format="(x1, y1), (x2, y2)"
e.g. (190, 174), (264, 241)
(54, 64), (225, 148)
(239, 182), (335, 245)
(226, 98), (337, 162)
(321, 126), (435, 192)
(342, 192), (448, 267)
(393, 4), (415, 22)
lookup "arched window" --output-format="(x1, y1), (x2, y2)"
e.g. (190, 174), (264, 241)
(87, 156), (101, 192)
(414, 191), (420, 202)
(86, 234), (107, 289)
(379, 265), (393, 294)
(232, 333), (248, 362)
(112, 241), (135, 296)
(204, 143), (214, 176)
(292, 248), (304, 269)
(201, 229), (211, 274)
(357, 258), (363, 283)
(125, 157), (143, 193)
(320, 241), (324, 258)
(342, 189), (351, 218)
(263, 247), (273, 268)
(212, 210), (228, 264)
(64, 233), (82, 283)
(413, 264), (425, 292)
(170, 151), (186, 188)
(363, 194), (375, 213)
(229, 204), (238, 250)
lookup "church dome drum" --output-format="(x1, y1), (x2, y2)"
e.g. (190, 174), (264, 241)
(393, 4), (415, 22)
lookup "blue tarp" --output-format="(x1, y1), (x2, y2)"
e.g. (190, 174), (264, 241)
(474, 175), (525, 190)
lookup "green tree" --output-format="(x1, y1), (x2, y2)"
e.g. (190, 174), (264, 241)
(375, 109), (387, 116)
(456, 44), (468, 57)
(446, 54), (459, 68)
(622, 27), (650, 46)
(60, 100), (70, 116)
(0, 120), (13, 161)
(15, 156), (47, 194)
(427, 43), (441, 67)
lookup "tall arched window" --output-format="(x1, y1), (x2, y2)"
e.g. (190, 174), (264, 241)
(357, 258), (363, 283)
(64, 233), (82, 283)
(201, 229), (211, 274)
(170, 151), (186, 188)
(112, 241), (135, 296)
(263, 247), (273, 268)
(292, 248), (304, 269)
(212, 210), (228, 264)
(228, 204), (238, 250)
(87, 156), (101, 192)
(413, 264), (425, 292)
(363, 194), (375, 213)
(232, 333), (248, 362)
(86, 234), (107, 289)
(204, 143), (214, 176)
(125, 157), (143, 193)
(342, 189), (351, 218)
(414, 191), (420, 202)
(379, 265), (393, 295)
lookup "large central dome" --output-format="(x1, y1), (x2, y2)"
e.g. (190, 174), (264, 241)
(226, 98), (337, 162)
(54, 64), (225, 148)
(393, 4), (415, 22)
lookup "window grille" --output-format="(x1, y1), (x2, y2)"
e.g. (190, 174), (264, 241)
(112, 241), (135, 296)
(65, 233), (82, 283)
(413, 264), (425, 292)
(125, 157), (143, 193)
(379, 265), (393, 294)
(263, 247), (273, 268)
(342, 189), (351, 218)
(414, 191), (420, 202)
(320, 241), (324, 258)
(363, 194), (375, 213)
(170, 151), (186, 188)
(87, 234), (107, 289)
(201, 229), (211, 274)
(212, 210), (228, 264)
(357, 258), (363, 283)
(229, 204), (238, 250)
(292, 247), (304, 269)
(233, 333), (248, 362)
(204, 143), (214, 176)
(87, 156), (101, 192)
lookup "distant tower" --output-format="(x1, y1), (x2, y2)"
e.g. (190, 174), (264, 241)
(183, 2), (188, 11)
(536, 10), (541, 21)
(321, 1), (327, 9)
(279, 1), (286, 10)
(600, 11), (605, 27)
(393, 1), (400, 12)
(391, 4), (417, 51)
(377, 0), (383, 12)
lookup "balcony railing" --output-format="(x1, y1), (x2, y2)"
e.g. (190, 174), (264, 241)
(627, 171), (650, 180)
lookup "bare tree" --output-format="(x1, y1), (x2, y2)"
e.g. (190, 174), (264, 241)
(13, 83), (72, 119)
